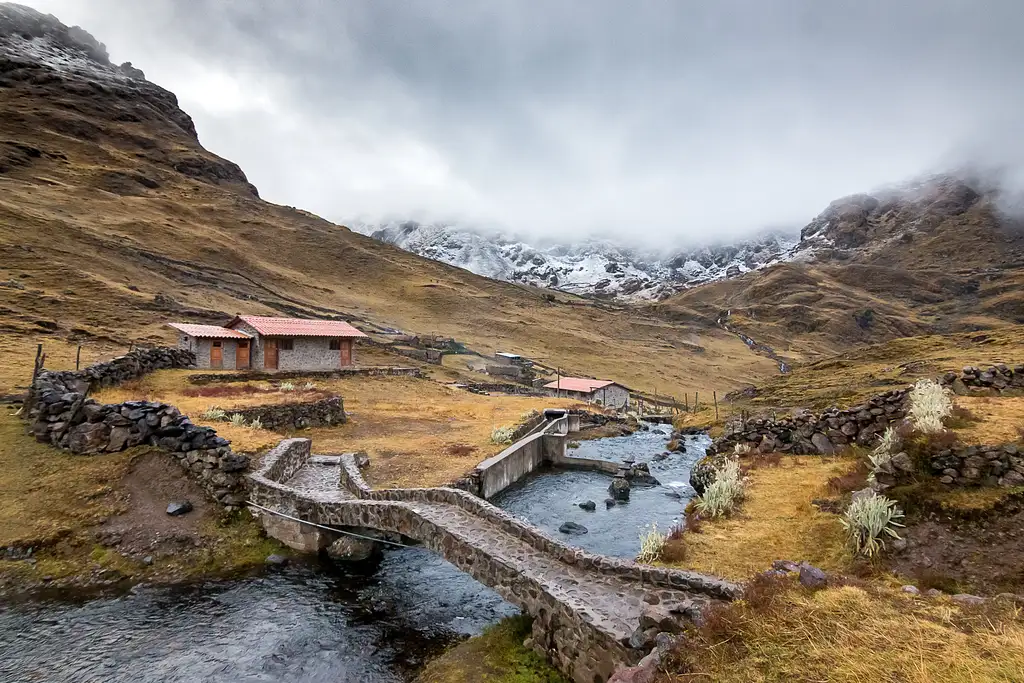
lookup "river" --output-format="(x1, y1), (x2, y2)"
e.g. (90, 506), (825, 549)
(0, 427), (708, 683)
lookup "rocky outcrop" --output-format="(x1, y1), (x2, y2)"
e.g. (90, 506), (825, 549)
(26, 347), (249, 506)
(225, 396), (345, 431)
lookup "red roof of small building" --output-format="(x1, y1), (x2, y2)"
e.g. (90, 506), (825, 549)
(229, 315), (368, 338)
(543, 377), (617, 393)
(167, 323), (252, 339)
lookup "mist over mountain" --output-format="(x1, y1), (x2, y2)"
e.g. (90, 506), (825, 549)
(350, 221), (800, 299)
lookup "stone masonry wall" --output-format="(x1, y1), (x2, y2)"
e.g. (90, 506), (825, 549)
(712, 364), (1024, 457)
(27, 347), (249, 506)
(225, 396), (346, 431)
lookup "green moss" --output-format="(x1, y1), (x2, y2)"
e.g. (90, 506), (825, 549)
(417, 615), (567, 683)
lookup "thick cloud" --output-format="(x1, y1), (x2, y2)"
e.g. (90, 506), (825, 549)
(17, 0), (1024, 246)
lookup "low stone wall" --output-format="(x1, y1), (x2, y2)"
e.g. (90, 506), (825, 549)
(187, 366), (421, 385)
(896, 443), (1024, 488)
(711, 363), (1024, 457)
(26, 347), (249, 506)
(713, 388), (909, 455)
(945, 364), (1024, 394)
(225, 397), (346, 431)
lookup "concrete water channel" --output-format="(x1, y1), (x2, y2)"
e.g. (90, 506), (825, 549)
(0, 425), (711, 683)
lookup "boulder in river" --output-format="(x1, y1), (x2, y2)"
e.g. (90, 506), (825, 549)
(609, 474), (631, 501)
(166, 501), (193, 516)
(559, 521), (588, 535)
(605, 498), (617, 508)
(265, 553), (289, 566)
(578, 500), (597, 512)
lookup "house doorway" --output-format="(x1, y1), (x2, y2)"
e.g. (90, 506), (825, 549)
(211, 341), (223, 369)
(265, 339), (279, 370)
(236, 340), (250, 369)
(340, 339), (352, 366)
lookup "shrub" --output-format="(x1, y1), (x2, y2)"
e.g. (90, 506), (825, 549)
(695, 457), (745, 518)
(302, 382), (316, 391)
(567, 441), (580, 449)
(229, 413), (246, 427)
(279, 381), (296, 392)
(637, 522), (666, 564)
(867, 425), (900, 480)
(520, 409), (540, 421)
(202, 407), (226, 421)
(491, 425), (516, 445)
(908, 379), (952, 434)
(842, 492), (905, 557)
(734, 443), (752, 455)
(248, 417), (264, 430)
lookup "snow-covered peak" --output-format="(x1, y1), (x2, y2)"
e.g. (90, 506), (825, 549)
(350, 220), (800, 300)
(0, 2), (146, 82)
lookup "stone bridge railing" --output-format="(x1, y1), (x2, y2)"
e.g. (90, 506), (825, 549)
(246, 437), (741, 683)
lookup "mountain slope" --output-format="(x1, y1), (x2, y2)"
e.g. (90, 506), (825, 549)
(354, 220), (799, 300)
(0, 3), (777, 397)
(657, 174), (1024, 362)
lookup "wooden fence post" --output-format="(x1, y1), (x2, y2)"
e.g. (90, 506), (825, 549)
(694, 391), (699, 413)
(75, 344), (82, 370)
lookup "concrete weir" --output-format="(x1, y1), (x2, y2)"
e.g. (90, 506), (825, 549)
(247, 432), (740, 683)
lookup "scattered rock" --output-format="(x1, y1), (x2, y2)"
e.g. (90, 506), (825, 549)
(558, 521), (588, 535)
(901, 585), (920, 595)
(925, 588), (943, 598)
(639, 604), (682, 634)
(798, 563), (828, 590)
(951, 593), (986, 607)
(627, 625), (658, 650)
(578, 500), (597, 512)
(890, 451), (915, 473)
(143, 555), (153, 566)
(165, 501), (193, 516)
(643, 593), (661, 605)
(264, 553), (289, 566)
(327, 535), (378, 562)
(605, 498), (617, 509)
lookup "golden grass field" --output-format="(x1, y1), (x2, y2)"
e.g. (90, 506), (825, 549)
(93, 369), (583, 487)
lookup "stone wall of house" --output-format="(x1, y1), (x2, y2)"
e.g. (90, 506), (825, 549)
(225, 397), (346, 431)
(277, 336), (343, 372)
(187, 366), (422, 385)
(26, 347), (249, 506)
(182, 337), (241, 370)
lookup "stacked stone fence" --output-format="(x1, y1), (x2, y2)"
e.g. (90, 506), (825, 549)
(884, 443), (1024, 490)
(712, 364), (1024, 457)
(26, 347), (249, 506)
(187, 366), (421, 385)
(224, 396), (345, 431)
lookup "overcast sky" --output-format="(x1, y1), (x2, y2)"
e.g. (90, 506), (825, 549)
(17, 0), (1024, 246)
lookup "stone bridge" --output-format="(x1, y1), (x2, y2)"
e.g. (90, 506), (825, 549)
(247, 417), (740, 683)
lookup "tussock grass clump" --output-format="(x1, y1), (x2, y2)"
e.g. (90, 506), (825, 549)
(842, 491), (904, 557)
(202, 406), (226, 421)
(490, 425), (516, 445)
(229, 413), (246, 427)
(247, 416), (264, 430)
(302, 382), (316, 391)
(908, 378), (953, 434)
(278, 381), (296, 392)
(637, 522), (666, 564)
(696, 457), (745, 518)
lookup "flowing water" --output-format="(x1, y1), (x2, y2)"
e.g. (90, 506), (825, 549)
(0, 425), (707, 682)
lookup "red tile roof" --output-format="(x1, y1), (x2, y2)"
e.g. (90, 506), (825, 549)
(167, 323), (252, 339)
(230, 316), (367, 338)
(543, 378), (617, 393)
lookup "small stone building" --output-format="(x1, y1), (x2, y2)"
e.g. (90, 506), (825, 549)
(169, 316), (367, 371)
(543, 378), (630, 409)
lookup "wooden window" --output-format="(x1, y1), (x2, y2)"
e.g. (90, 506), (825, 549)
(279, 338), (294, 351)
(329, 339), (341, 351)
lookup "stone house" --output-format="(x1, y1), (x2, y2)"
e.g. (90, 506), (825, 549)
(169, 316), (367, 371)
(543, 377), (630, 409)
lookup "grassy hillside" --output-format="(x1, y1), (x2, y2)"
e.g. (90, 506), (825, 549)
(0, 46), (775, 398)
